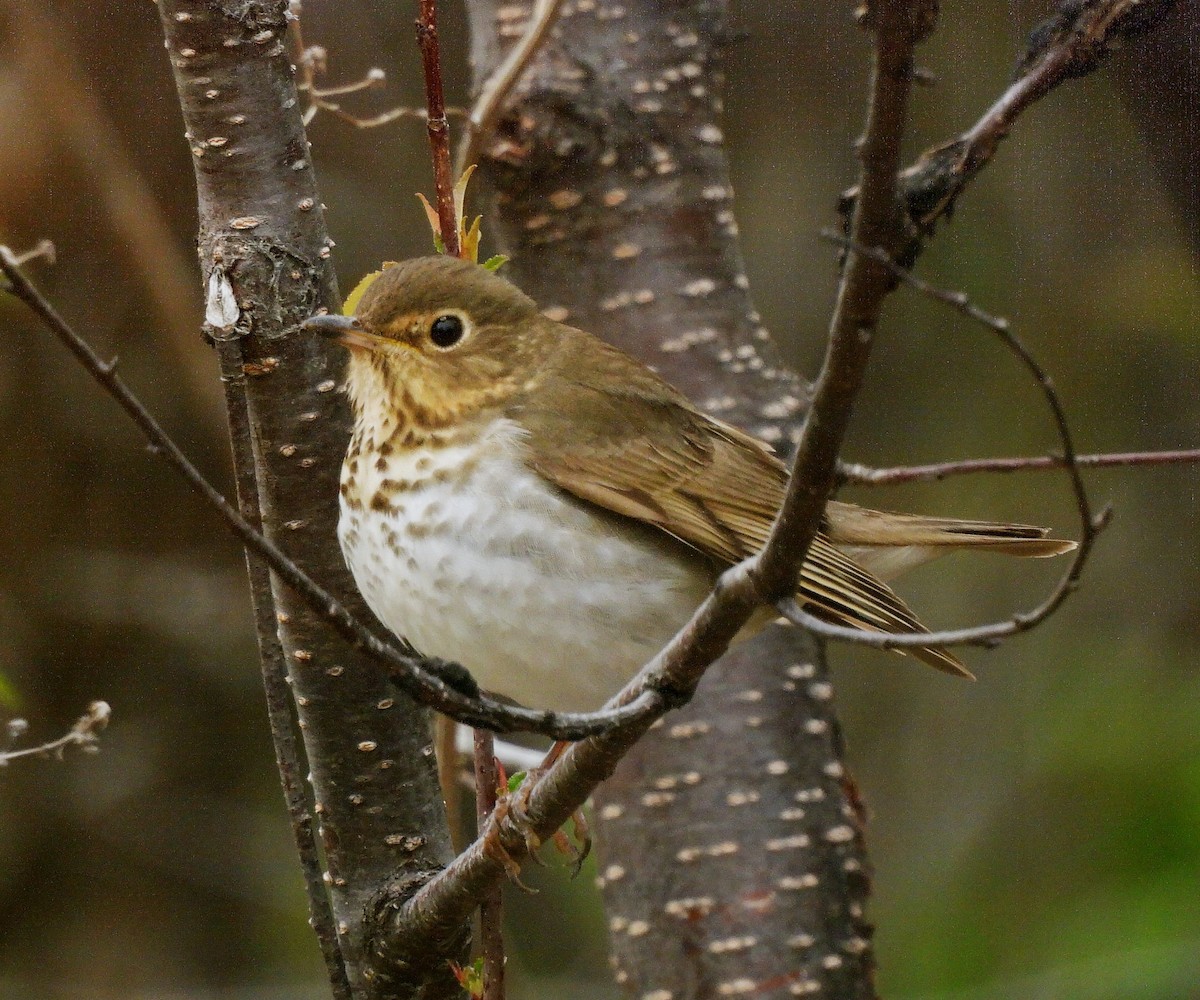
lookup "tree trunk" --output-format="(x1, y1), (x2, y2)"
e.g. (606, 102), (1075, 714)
(465, 2), (878, 997)
(155, 4), (462, 997)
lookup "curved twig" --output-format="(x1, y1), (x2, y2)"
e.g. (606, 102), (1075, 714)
(455, 0), (565, 177)
(778, 232), (1110, 653)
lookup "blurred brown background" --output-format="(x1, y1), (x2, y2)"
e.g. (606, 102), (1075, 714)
(1, 2), (1197, 999)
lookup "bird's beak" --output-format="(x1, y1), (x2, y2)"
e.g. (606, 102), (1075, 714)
(301, 313), (379, 351)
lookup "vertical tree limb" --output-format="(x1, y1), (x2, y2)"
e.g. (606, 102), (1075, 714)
(154, 3), (460, 997)
(595, 628), (876, 1000)
(218, 345), (352, 1000)
(463, 1), (879, 996)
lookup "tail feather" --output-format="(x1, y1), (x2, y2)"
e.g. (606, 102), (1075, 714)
(799, 537), (977, 678)
(910, 643), (976, 679)
(824, 500), (1076, 580)
(824, 499), (1076, 551)
(799, 501), (1075, 678)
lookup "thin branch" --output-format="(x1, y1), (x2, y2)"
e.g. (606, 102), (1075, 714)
(376, 0), (935, 965)
(843, 0), (1179, 262)
(750, 2), (935, 600)
(312, 74), (387, 98)
(416, 0), (461, 257)
(841, 448), (1200, 485)
(289, 10), (468, 130)
(0, 246), (661, 742)
(327, 105), (432, 129)
(0, 702), (110, 765)
(455, 0), (565, 177)
(778, 232), (1109, 653)
(289, 5), (444, 130)
(473, 730), (506, 1000)
(456, 727), (546, 773)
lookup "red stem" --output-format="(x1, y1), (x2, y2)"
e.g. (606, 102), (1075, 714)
(473, 729), (505, 1000)
(416, 0), (461, 257)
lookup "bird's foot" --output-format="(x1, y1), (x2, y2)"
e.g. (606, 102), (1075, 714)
(482, 741), (591, 882)
(506, 741), (591, 876)
(481, 796), (539, 893)
(555, 807), (592, 877)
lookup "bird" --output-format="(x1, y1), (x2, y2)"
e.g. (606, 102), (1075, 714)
(303, 255), (1074, 713)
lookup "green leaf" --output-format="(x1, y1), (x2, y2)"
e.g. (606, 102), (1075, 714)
(507, 770), (527, 794)
(449, 957), (485, 998)
(482, 254), (509, 272)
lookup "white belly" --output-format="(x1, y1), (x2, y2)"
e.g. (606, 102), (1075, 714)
(338, 418), (714, 711)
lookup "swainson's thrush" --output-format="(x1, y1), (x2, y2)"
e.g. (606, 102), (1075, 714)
(305, 256), (1073, 712)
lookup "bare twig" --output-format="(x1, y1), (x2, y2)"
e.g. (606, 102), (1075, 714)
(473, 730), (506, 1000)
(843, 0), (1179, 262)
(841, 448), (1200, 485)
(5, 239), (55, 270)
(455, 0), (565, 176)
(301, 65), (391, 128)
(416, 0), (461, 257)
(0, 245), (660, 742)
(0, 702), (110, 765)
(326, 105), (432, 129)
(750, 2), (935, 600)
(290, 2), (473, 132)
(309, 72), (388, 99)
(778, 232), (1108, 653)
(289, 4), (433, 130)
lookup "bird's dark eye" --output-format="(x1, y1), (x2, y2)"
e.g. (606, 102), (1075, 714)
(429, 314), (466, 349)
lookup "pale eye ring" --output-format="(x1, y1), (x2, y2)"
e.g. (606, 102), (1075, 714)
(429, 313), (468, 349)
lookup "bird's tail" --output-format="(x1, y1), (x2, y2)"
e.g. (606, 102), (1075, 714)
(823, 500), (1076, 581)
(798, 501), (1075, 678)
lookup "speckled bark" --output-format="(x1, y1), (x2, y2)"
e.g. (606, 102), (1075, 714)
(594, 629), (875, 999)
(467, 0), (809, 448)
(466, 2), (876, 997)
(156, 4), (460, 998)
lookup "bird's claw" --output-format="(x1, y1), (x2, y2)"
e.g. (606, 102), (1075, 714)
(482, 795), (539, 893)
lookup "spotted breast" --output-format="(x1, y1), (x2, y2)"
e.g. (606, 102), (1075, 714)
(338, 416), (716, 712)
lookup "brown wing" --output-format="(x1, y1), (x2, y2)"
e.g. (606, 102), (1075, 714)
(509, 328), (969, 676)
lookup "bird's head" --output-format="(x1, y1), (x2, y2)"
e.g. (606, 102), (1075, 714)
(304, 255), (549, 434)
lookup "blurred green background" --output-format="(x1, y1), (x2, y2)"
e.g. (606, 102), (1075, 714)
(1, 2), (1196, 998)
